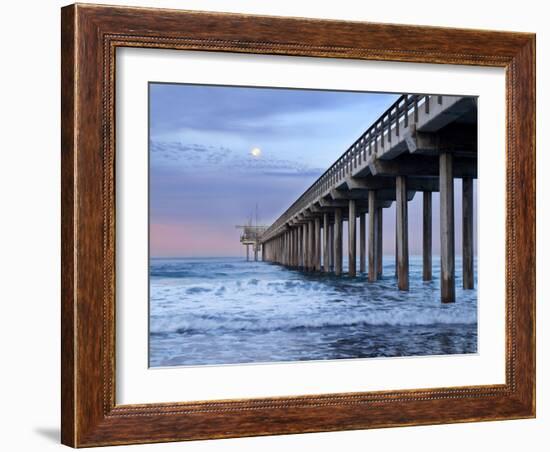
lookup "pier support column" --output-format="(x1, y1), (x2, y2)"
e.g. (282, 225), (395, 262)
(396, 176), (409, 291)
(377, 207), (383, 278)
(302, 223), (307, 270)
(314, 217), (321, 271)
(287, 231), (291, 266)
(289, 229), (294, 267)
(359, 213), (366, 273)
(288, 231), (291, 266)
(288, 231), (292, 266)
(295, 226), (302, 268)
(294, 226), (301, 268)
(290, 230), (294, 267)
(440, 152), (456, 302)
(463, 177), (474, 289)
(348, 200), (357, 276)
(246, 244), (250, 262)
(423, 191), (432, 281)
(308, 221), (314, 271)
(334, 208), (343, 276)
(290, 231), (294, 266)
(323, 213), (329, 272)
(303, 226), (306, 268)
(368, 191), (378, 282)
(297, 227), (301, 268)
(329, 221), (334, 271)
(293, 228), (298, 267)
(285, 229), (292, 267)
(254, 245), (258, 262)
(286, 229), (294, 267)
(395, 214), (398, 277)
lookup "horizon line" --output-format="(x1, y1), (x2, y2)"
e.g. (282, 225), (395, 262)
(150, 254), (475, 259)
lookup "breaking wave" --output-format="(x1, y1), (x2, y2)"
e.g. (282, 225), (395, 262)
(150, 309), (476, 336)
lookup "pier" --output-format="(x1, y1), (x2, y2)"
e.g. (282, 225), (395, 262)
(259, 94), (477, 303)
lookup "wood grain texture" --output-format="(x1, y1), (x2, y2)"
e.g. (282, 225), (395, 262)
(61, 5), (76, 446)
(61, 3), (536, 447)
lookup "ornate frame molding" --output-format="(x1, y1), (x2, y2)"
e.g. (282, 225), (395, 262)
(61, 4), (535, 447)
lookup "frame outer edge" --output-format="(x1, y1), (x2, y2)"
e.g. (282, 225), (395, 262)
(60, 3), (536, 447)
(61, 3), (77, 448)
(514, 35), (536, 415)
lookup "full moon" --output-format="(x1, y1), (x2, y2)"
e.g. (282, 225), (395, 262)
(250, 147), (262, 158)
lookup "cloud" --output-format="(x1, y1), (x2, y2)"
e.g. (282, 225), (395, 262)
(149, 84), (400, 168)
(149, 83), (396, 138)
(150, 140), (324, 177)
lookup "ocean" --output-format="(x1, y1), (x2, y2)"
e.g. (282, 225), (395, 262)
(149, 256), (477, 367)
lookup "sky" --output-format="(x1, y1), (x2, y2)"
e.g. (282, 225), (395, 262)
(149, 83), (476, 258)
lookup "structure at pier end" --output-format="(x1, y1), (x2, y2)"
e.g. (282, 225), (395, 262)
(259, 94), (477, 303)
(235, 224), (267, 261)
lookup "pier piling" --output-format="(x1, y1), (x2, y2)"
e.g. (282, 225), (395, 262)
(359, 213), (366, 273)
(377, 207), (383, 278)
(329, 222), (335, 271)
(423, 191), (432, 281)
(462, 177), (474, 289)
(368, 191), (378, 282)
(334, 208), (343, 276)
(348, 200), (357, 276)
(308, 221), (314, 271)
(396, 176), (409, 291)
(440, 152), (456, 302)
(314, 217), (322, 271)
(323, 213), (330, 272)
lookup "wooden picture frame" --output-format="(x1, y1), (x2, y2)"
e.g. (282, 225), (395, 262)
(61, 3), (535, 447)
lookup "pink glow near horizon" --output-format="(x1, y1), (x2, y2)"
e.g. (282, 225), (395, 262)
(151, 222), (244, 257)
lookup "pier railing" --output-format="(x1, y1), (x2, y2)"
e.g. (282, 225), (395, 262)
(262, 94), (440, 242)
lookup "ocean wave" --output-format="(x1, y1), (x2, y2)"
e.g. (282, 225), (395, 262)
(153, 278), (338, 296)
(151, 271), (196, 278)
(185, 286), (212, 295)
(150, 308), (476, 336)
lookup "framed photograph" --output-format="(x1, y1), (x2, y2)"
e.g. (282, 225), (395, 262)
(61, 3), (535, 447)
